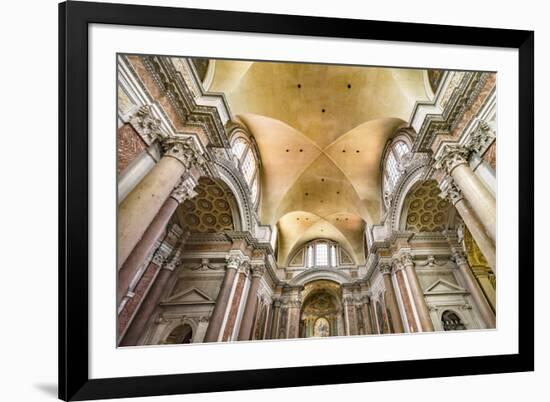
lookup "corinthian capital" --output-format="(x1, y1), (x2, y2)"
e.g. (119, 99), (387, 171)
(161, 136), (205, 169)
(467, 119), (496, 155)
(451, 248), (468, 266)
(439, 178), (464, 205)
(226, 250), (247, 270)
(434, 144), (471, 175)
(400, 252), (414, 267)
(250, 264), (266, 278)
(171, 173), (199, 203)
(378, 263), (393, 275)
(129, 105), (162, 144)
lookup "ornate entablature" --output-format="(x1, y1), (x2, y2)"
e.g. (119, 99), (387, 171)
(411, 71), (491, 152)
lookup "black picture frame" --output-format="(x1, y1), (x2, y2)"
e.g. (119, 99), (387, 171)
(59, 1), (534, 400)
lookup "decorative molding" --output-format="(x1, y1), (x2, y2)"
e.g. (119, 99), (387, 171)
(128, 105), (163, 144)
(170, 172), (199, 203)
(161, 136), (206, 169)
(467, 119), (496, 156)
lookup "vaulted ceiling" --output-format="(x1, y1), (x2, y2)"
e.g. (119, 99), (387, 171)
(209, 59), (430, 265)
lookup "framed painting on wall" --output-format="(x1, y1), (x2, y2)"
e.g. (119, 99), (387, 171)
(59, 1), (534, 400)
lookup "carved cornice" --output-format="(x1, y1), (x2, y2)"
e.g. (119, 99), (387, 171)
(414, 72), (489, 151)
(142, 56), (230, 148)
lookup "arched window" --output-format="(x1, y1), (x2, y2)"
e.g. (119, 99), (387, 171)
(305, 240), (338, 268)
(441, 310), (467, 331)
(383, 140), (411, 194)
(231, 136), (260, 203)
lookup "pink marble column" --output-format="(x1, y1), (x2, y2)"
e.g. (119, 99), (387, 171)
(238, 264), (266, 341)
(117, 173), (198, 305)
(270, 298), (281, 339)
(119, 254), (178, 346)
(379, 263), (405, 333)
(397, 253), (434, 332)
(118, 137), (204, 268)
(203, 253), (244, 342)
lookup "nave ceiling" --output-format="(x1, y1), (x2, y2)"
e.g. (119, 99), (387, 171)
(207, 59), (431, 265)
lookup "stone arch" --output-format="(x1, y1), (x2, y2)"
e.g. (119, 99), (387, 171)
(211, 159), (255, 232)
(386, 152), (432, 232)
(440, 309), (467, 331)
(158, 318), (198, 345)
(299, 280), (344, 338)
(289, 268), (352, 287)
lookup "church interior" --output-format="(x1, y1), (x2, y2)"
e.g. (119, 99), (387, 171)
(116, 55), (497, 346)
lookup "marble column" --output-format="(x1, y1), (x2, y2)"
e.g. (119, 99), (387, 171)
(452, 249), (496, 328)
(117, 173), (198, 304)
(203, 252), (244, 342)
(361, 297), (374, 334)
(393, 265), (419, 333)
(238, 264), (266, 340)
(396, 253), (434, 332)
(436, 145), (496, 243)
(343, 297), (358, 336)
(286, 287), (303, 339)
(119, 250), (180, 346)
(441, 178), (496, 271)
(118, 136), (204, 268)
(378, 263), (405, 333)
(270, 298), (281, 340)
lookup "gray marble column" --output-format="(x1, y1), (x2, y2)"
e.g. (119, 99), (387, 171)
(379, 263), (405, 333)
(204, 252), (244, 342)
(396, 253), (434, 332)
(238, 264), (266, 340)
(452, 249), (496, 328)
(361, 296), (374, 334)
(440, 178), (496, 271)
(118, 136), (205, 268)
(436, 144), (496, 243)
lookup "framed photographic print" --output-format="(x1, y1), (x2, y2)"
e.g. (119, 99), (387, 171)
(59, 1), (534, 400)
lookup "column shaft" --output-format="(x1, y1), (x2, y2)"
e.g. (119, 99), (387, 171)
(362, 302), (374, 334)
(456, 257), (496, 328)
(120, 267), (173, 346)
(237, 275), (262, 340)
(451, 164), (496, 243)
(455, 198), (496, 271)
(117, 197), (178, 304)
(118, 156), (186, 267)
(404, 263), (434, 332)
(381, 273), (405, 333)
(204, 266), (238, 342)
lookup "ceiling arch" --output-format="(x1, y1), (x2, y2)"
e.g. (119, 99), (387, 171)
(208, 59), (430, 267)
